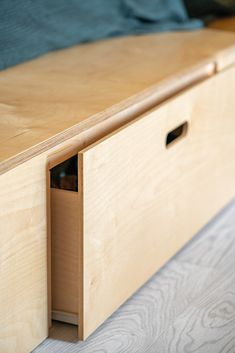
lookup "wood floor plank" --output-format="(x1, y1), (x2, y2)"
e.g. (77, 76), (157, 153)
(34, 199), (235, 353)
(147, 270), (235, 353)
(175, 199), (235, 271)
(35, 262), (215, 353)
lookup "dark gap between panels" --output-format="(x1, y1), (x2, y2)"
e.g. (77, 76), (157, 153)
(50, 155), (78, 192)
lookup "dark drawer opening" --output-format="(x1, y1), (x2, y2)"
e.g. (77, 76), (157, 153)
(50, 155), (78, 192)
(49, 153), (80, 326)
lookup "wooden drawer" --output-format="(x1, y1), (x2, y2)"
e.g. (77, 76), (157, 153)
(50, 66), (235, 340)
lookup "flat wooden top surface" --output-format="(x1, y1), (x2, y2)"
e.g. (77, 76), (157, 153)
(1, 28), (235, 173)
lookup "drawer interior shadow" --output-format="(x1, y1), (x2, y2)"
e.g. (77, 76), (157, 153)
(50, 155), (80, 325)
(50, 155), (78, 192)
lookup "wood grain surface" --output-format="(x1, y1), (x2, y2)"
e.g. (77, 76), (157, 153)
(33, 199), (235, 353)
(76, 65), (235, 339)
(0, 157), (48, 353)
(1, 29), (235, 174)
(51, 189), (79, 316)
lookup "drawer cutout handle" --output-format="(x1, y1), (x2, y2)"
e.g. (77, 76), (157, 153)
(166, 121), (188, 148)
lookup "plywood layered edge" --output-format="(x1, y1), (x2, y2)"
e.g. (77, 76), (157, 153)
(0, 60), (214, 176)
(1, 29), (235, 175)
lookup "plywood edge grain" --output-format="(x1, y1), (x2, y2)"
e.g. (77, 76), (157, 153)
(78, 152), (84, 340)
(0, 60), (215, 176)
(46, 164), (52, 330)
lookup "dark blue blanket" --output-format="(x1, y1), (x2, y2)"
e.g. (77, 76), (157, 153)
(0, 0), (202, 70)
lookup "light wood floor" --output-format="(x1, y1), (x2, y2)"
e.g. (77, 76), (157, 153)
(34, 199), (235, 353)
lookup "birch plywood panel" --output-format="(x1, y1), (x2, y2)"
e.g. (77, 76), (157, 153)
(0, 159), (48, 353)
(0, 126), (105, 352)
(1, 29), (235, 174)
(32, 199), (235, 353)
(51, 189), (79, 316)
(78, 67), (235, 339)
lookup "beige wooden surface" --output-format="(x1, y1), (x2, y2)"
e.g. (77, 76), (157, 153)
(1, 29), (235, 174)
(0, 127), (105, 353)
(51, 189), (79, 316)
(0, 118), (134, 353)
(1, 27), (235, 352)
(0, 158), (48, 353)
(0, 98), (137, 352)
(33, 199), (235, 353)
(77, 66), (235, 339)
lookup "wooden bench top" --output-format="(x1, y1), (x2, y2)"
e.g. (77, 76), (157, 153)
(1, 28), (235, 174)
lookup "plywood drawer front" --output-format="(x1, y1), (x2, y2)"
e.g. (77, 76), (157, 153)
(78, 66), (235, 339)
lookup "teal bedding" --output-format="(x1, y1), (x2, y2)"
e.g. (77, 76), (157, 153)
(0, 0), (201, 70)
(1, 0), (235, 71)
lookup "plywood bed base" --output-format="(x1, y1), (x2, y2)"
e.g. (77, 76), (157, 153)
(1, 27), (235, 352)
